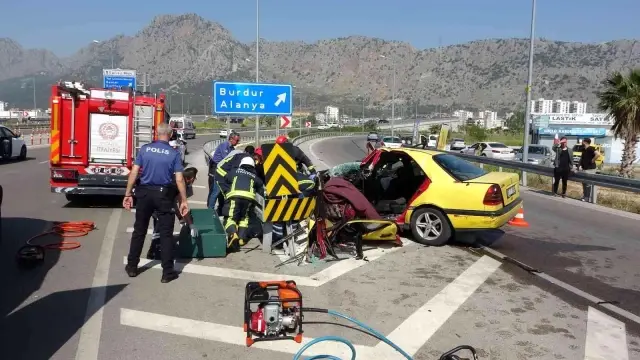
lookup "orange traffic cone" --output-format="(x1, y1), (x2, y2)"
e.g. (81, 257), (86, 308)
(508, 207), (529, 227)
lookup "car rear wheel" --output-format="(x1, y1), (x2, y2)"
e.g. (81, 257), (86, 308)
(410, 207), (451, 246)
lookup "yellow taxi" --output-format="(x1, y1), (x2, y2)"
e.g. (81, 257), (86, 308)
(572, 144), (605, 169)
(349, 147), (523, 245)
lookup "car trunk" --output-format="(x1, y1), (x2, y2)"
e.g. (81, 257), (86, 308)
(463, 172), (520, 207)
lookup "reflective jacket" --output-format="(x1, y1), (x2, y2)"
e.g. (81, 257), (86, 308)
(296, 172), (315, 193)
(225, 165), (264, 202)
(215, 150), (246, 182)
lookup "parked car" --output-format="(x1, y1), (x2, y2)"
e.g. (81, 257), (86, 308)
(449, 138), (466, 151)
(367, 132), (379, 141)
(515, 144), (553, 166)
(326, 147), (522, 245)
(0, 125), (27, 161)
(381, 136), (403, 149)
(219, 129), (229, 138)
(461, 142), (515, 160)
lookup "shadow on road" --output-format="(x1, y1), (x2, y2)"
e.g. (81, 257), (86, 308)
(0, 216), (127, 359)
(0, 157), (37, 165)
(474, 229), (640, 317)
(63, 195), (124, 209)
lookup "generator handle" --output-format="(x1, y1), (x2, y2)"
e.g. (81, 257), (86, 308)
(258, 280), (297, 289)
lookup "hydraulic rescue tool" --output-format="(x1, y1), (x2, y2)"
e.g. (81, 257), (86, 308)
(243, 280), (479, 360)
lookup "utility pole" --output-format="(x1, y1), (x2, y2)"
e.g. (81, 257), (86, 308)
(522, 0), (537, 187)
(32, 77), (36, 111)
(255, 0), (261, 146)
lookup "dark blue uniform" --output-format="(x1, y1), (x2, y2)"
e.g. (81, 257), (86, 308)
(127, 140), (184, 278)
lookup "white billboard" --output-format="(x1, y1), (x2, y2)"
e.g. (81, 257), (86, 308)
(532, 113), (614, 126)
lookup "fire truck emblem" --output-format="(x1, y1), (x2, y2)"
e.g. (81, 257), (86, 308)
(98, 106), (105, 112)
(98, 122), (119, 140)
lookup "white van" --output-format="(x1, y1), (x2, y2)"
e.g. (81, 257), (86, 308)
(427, 135), (438, 147)
(170, 117), (196, 139)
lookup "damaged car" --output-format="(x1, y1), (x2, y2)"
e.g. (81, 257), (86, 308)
(327, 148), (523, 245)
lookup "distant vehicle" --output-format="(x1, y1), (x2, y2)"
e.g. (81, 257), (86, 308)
(367, 132), (379, 141)
(381, 136), (403, 149)
(219, 129), (229, 138)
(0, 125), (27, 161)
(378, 119), (389, 124)
(317, 125), (331, 130)
(427, 134), (438, 147)
(171, 116), (196, 139)
(461, 142), (515, 160)
(515, 144), (553, 166)
(449, 138), (466, 151)
(169, 134), (187, 165)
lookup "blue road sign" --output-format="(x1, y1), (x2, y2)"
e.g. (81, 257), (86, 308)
(213, 81), (293, 116)
(103, 69), (137, 90)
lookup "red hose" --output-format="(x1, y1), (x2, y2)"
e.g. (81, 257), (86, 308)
(26, 221), (96, 250)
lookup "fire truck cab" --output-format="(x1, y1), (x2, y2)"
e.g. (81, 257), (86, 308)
(49, 82), (170, 201)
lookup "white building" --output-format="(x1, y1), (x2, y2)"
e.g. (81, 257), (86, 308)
(552, 100), (570, 113)
(481, 111), (499, 128)
(0, 101), (7, 112)
(532, 98), (587, 114)
(324, 106), (339, 122)
(570, 101), (587, 114)
(532, 98), (553, 113)
(453, 110), (473, 119)
(315, 113), (326, 123)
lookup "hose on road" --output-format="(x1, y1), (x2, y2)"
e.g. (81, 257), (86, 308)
(25, 221), (96, 250)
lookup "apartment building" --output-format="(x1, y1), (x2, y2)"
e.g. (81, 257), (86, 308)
(532, 98), (587, 114)
(0, 101), (6, 112)
(453, 110), (473, 119)
(324, 106), (339, 122)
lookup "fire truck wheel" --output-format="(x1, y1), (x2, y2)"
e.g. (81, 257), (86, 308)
(18, 146), (27, 161)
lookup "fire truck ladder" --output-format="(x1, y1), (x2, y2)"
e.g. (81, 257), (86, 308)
(132, 93), (156, 159)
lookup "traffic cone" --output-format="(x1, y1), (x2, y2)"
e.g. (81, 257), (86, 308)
(508, 207), (529, 227)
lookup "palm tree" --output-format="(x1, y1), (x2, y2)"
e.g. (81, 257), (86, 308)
(597, 69), (640, 178)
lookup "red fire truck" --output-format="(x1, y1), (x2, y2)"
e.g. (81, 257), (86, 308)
(49, 82), (170, 201)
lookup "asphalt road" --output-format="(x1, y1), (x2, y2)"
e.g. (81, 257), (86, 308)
(1, 134), (638, 360)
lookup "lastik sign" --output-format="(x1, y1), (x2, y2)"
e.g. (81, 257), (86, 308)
(534, 113), (614, 126)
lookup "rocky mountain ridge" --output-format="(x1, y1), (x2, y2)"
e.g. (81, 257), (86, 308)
(1, 13), (639, 111)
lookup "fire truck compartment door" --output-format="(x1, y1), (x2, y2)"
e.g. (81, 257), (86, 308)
(89, 113), (129, 163)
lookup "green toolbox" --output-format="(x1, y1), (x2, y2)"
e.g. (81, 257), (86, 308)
(178, 209), (227, 258)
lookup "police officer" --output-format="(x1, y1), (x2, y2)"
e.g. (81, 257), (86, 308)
(123, 123), (189, 283)
(222, 156), (264, 251)
(275, 135), (317, 175)
(208, 132), (241, 213)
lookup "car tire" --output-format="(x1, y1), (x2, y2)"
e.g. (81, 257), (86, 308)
(409, 207), (452, 246)
(19, 145), (27, 160)
(481, 153), (487, 157)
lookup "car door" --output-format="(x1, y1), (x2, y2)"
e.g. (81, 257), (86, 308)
(0, 127), (13, 159)
(464, 143), (478, 154)
(6, 128), (22, 157)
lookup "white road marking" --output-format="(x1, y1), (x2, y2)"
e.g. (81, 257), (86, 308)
(482, 246), (640, 326)
(192, 185), (206, 189)
(584, 307), (629, 360)
(125, 227), (180, 236)
(308, 139), (331, 169)
(75, 209), (122, 360)
(373, 255), (501, 357)
(120, 308), (375, 358)
(39, 160), (49, 164)
(123, 238), (411, 286)
(120, 255), (494, 359)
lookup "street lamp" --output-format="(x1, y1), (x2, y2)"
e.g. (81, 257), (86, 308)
(92, 40), (114, 68)
(522, 0), (537, 187)
(380, 55), (396, 137)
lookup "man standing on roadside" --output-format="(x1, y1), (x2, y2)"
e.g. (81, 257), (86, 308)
(577, 138), (602, 202)
(551, 136), (573, 198)
(208, 132), (240, 214)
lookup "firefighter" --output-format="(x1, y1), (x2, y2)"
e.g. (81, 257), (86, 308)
(147, 167), (199, 260)
(222, 156), (264, 251)
(214, 145), (256, 197)
(123, 123), (188, 283)
(208, 132), (241, 213)
(274, 135), (317, 175)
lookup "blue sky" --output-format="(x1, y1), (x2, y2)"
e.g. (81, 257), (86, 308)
(2, 0), (639, 56)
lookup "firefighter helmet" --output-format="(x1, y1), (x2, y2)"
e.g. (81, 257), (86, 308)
(275, 135), (289, 144)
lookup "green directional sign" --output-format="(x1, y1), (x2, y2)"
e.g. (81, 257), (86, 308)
(533, 115), (550, 128)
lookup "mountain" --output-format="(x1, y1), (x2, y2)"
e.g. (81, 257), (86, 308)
(1, 13), (639, 115)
